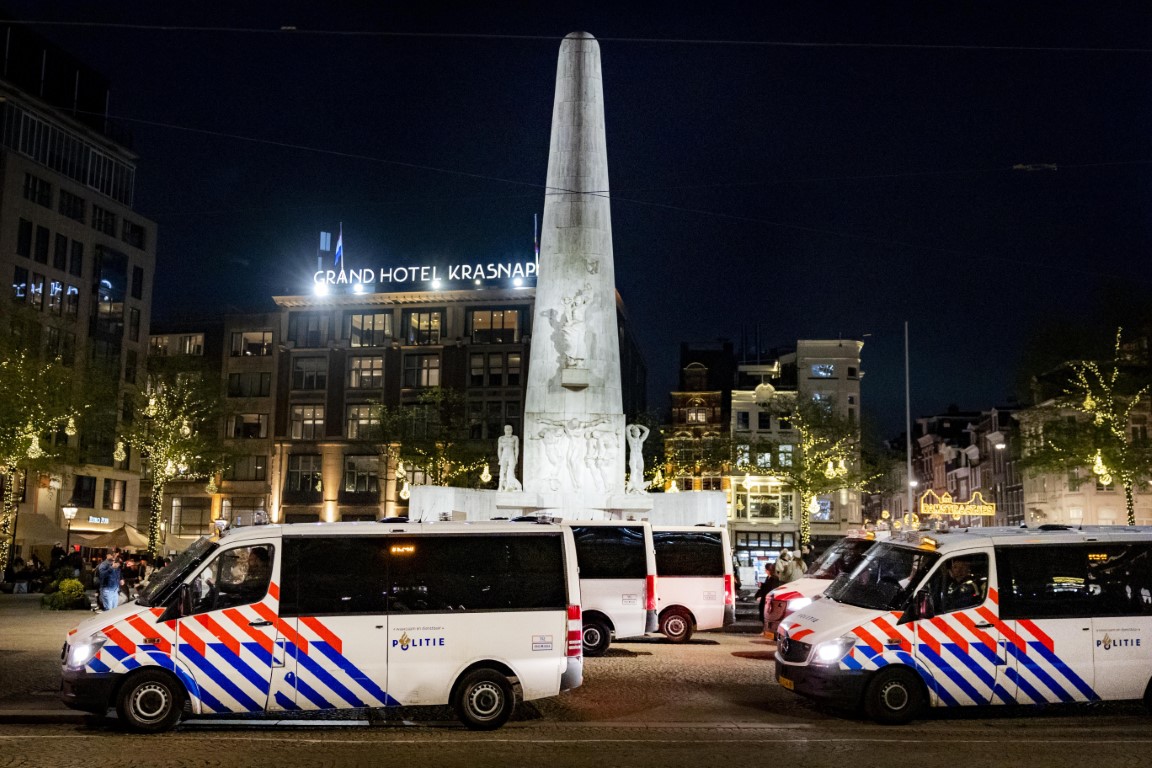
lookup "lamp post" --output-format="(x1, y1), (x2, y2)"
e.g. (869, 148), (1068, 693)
(62, 505), (78, 552)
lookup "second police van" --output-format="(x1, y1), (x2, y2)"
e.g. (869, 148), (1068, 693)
(61, 521), (583, 731)
(776, 525), (1152, 723)
(651, 525), (736, 642)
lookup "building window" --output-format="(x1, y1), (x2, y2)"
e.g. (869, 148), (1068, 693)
(346, 404), (382, 440)
(344, 455), (380, 493)
(131, 265), (144, 299)
(812, 392), (831, 404)
(290, 405), (325, 440)
(92, 205), (117, 236)
(23, 172), (52, 207)
(1132, 416), (1149, 443)
(469, 308), (522, 344)
(47, 280), (63, 315)
(736, 411), (750, 430)
(228, 372), (271, 397)
(230, 413), (269, 439)
(53, 234), (68, 270)
(58, 189), (86, 222)
(403, 310), (442, 345)
(102, 479), (126, 511)
(128, 307), (140, 341)
(231, 330), (272, 356)
(179, 334), (203, 355)
(468, 399), (521, 439)
(687, 407), (708, 424)
(11, 266), (27, 301)
(287, 313), (325, 347)
(71, 475), (97, 508)
(349, 356), (384, 389)
(28, 272), (44, 310)
(778, 444), (794, 467)
(171, 497), (212, 536)
(292, 358), (327, 390)
(755, 451), (772, 469)
(848, 367), (858, 378)
(507, 352), (522, 386)
(224, 455), (267, 482)
(122, 220), (147, 250)
(347, 312), (392, 347)
(758, 412), (770, 430)
(403, 353), (440, 388)
(16, 219), (32, 257)
(69, 241), (83, 277)
(810, 364), (835, 378)
(286, 454), (322, 493)
(34, 226), (49, 263)
(149, 336), (169, 356)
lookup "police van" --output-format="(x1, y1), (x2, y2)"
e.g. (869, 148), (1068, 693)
(563, 520), (658, 656)
(763, 532), (882, 641)
(651, 525), (736, 642)
(775, 525), (1152, 723)
(61, 521), (583, 732)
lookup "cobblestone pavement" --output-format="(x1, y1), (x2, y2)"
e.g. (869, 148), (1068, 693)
(3, 594), (1151, 767)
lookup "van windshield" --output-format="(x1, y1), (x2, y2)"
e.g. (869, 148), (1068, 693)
(136, 537), (217, 607)
(806, 538), (875, 580)
(823, 542), (938, 612)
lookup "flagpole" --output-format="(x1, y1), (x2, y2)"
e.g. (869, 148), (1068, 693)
(905, 321), (913, 521)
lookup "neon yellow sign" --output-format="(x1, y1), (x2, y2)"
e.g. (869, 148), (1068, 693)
(919, 490), (997, 517)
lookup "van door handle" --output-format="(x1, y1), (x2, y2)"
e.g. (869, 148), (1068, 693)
(974, 622), (993, 629)
(249, 620), (273, 627)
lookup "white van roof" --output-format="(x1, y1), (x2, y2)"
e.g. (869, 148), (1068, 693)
(885, 524), (1152, 553)
(216, 520), (564, 543)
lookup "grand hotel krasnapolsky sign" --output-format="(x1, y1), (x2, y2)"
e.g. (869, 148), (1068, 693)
(314, 258), (539, 288)
(919, 490), (997, 517)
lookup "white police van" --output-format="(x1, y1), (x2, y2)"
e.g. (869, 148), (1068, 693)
(563, 520), (658, 656)
(651, 525), (735, 642)
(61, 521), (583, 732)
(775, 525), (1152, 723)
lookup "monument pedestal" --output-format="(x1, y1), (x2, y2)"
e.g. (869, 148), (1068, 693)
(560, 368), (590, 390)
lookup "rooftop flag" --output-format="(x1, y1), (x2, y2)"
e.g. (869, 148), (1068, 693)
(334, 225), (343, 269)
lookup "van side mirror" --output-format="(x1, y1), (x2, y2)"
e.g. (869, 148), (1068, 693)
(179, 582), (194, 617)
(915, 588), (934, 620)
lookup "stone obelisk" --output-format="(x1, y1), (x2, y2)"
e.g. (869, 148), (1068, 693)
(522, 32), (625, 501)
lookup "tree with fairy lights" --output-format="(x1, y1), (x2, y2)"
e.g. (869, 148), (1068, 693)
(1020, 328), (1152, 526)
(122, 360), (230, 557)
(751, 392), (870, 547)
(379, 388), (491, 498)
(0, 340), (85, 574)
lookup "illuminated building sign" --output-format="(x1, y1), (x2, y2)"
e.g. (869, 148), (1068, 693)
(919, 490), (996, 517)
(314, 259), (538, 289)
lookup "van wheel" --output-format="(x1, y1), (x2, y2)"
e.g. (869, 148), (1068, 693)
(116, 669), (185, 733)
(582, 618), (612, 657)
(660, 608), (694, 643)
(453, 669), (514, 730)
(864, 667), (925, 725)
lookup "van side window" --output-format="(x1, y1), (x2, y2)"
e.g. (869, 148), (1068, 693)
(280, 537), (390, 616)
(997, 544), (1152, 619)
(388, 535), (566, 612)
(188, 545), (274, 615)
(653, 531), (723, 576)
(926, 554), (988, 613)
(571, 526), (648, 579)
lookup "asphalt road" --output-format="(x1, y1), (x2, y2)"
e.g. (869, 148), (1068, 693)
(3, 597), (1151, 767)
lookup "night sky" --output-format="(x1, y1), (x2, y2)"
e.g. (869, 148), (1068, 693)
(7, 1), (1152, 438)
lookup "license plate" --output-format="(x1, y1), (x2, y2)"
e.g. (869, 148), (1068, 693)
(779, 676), (794, 690)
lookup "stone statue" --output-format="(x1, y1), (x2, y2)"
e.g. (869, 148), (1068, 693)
(626, 423), (650, 494)
(593, 429), (618, 492)
(497, 425), (522, 492)
(560, 285), (591, 368)
(537, 416), (607, 491)
(530, 423), (566, 491)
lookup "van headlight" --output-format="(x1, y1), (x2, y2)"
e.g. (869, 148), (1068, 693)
(786, 597), (812, 612)
(812, 635), (856, 665)
(67, 635), (107, 669)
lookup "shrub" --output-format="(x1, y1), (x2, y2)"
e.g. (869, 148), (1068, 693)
(42, 578), (88, 610)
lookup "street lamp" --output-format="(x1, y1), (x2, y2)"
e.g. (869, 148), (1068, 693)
(62, 505), (78, 551)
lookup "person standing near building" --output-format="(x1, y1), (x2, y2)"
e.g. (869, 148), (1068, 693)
(96, 553), (123, 612)
(775, 549), (806, 584)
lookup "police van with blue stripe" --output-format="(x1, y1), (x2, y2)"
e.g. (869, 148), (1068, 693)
(61, 521), (583, 731)
(775, 525), (1152, 723)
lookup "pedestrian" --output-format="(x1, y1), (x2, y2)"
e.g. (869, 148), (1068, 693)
(755, 563), (781, 622)
(775, 549), (806, 584)
(96, 553), (123, 612)
(121, 557), (139, 601)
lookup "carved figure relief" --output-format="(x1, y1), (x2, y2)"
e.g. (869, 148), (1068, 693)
(536, 416), (607, 491)
(559, 284), (592, 368)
